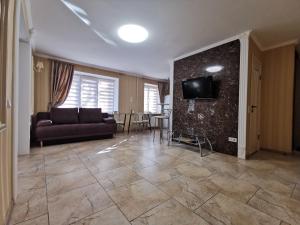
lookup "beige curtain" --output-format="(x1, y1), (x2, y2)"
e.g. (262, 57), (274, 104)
(49, 60), (74, 109)
(158, 81), (169, 103)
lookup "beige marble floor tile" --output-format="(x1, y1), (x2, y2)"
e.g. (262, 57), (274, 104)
(136, 165), (180, 184)
(239, 158), (277, 172)
(131, 199), (210, 225)
(10, 214), (49, 225)
(47, 169), (97, 197)
(18, 155), (44, 166)
(42, 144), (72, 156)
(45, 158), (86, 176)
(107, 179), (169, 221)
(200, 158), (247, 178)
(196, 193), (280, 225)
(126, 157), (158, 171)
(159, 176), (219, 210)
(18, 176), (45, 193)
(162, 147), (186, 157)
(206, 173), (258, 203)
(292, 184), (300, 201)
(179, 150), (206, 162)
(205, 152), (239, 163)
(15, 134), (300, 225)
(273, 168), (300, 185)
(9, 188), (47, 225)
(18, 163), (45, 178)
(18, 155), (45, 177)
(78, 147), (113, 161)
(151, 153), (187, 168)
(28, 147), (45, 155)
(48, 183), (114, 225)
(174, 162), (213, 181)
(70, 206), (130, 225)
(83, 157), (124, 174)
(248, 189), (300, 225)
(94, 166), (142, 190)
(240, 169), (295, 197)
(44, 150), (78, 166)
(280, 222), (291, 225)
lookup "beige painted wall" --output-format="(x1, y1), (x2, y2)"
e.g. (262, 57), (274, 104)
(0, 0), (15, 224)
(260, 44), (295, 153)
(33, 56), (164, 114)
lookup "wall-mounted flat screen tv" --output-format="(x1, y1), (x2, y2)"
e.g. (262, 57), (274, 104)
(182, 76), (215, 99)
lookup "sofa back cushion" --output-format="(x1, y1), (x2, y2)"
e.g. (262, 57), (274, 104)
(79, 108), (103, 123)
(36, 112), (51, 121)
(50, 108), (79, 124)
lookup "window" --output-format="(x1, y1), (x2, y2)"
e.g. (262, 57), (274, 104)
(144, 83), (160, 113)
(61, 71), (119, 113)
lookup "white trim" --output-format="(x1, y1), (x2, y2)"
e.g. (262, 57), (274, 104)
(75, 70), (119, 82)
(34, 52), (168, 82)
(169, 31), (250, 159)
(250, 32), (298, 52)
(22, 0), (35, 49)
(262, 39), (298, 51)
(237, 32), (250, 159)
(250, 33), (264, 51)
(174, 31), (251, 61)
(12, 0), (33, 201)
(169, 60), (174, 132)
(13, 0), (21, 202)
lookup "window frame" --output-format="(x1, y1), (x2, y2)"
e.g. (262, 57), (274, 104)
(144, 83), (161, 114)
(61, 71), (119, 113)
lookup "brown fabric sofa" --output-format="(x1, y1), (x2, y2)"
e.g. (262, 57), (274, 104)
(31, 108), (116, 146)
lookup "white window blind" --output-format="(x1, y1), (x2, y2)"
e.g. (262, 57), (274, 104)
(61, 72), (119, 113)
(144, 83), (160, 113)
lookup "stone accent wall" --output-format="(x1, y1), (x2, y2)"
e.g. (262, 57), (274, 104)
(173, 40), (240, 155)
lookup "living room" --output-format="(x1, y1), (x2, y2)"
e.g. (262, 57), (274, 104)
(1, 1), (300, 225)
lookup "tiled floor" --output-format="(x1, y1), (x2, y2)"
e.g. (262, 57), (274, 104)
(10, 133), (300, 225)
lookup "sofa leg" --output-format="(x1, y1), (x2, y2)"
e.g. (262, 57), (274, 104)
(40, 141), (43, 148)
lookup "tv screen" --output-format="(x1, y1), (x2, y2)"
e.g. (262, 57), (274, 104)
(182, 76), (214, 99)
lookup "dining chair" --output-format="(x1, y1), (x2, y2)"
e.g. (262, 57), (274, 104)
(113, 111), (127, 132)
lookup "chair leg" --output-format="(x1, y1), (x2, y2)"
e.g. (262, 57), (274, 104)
(40, 141), (43, 148)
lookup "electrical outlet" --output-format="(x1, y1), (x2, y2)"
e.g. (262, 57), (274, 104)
(228, 137), (237, 143)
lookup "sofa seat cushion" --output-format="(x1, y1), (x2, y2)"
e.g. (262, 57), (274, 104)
(50, 108), (79, 124)
(79, 108), (103, 123)
(35, 123), (114, 141)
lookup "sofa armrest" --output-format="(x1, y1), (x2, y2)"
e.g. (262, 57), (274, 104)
(31, 114), (38, 142)
(103, 117), (116, 124)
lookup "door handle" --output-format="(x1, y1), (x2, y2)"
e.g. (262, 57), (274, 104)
(251, 105), (257, 112)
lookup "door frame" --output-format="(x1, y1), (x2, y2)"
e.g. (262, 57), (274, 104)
(248, 54), (262, 155)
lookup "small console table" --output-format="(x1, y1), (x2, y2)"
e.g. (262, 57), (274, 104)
(168, 131), (213, 157)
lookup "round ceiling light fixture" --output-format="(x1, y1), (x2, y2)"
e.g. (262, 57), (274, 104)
(118, 24), (149, 43)
(206, 65), (224, 73)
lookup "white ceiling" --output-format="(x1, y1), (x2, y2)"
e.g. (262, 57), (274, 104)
(30, 0), (300, 79)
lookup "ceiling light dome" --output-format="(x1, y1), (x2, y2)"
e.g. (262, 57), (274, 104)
(118, 24), (148, 43)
